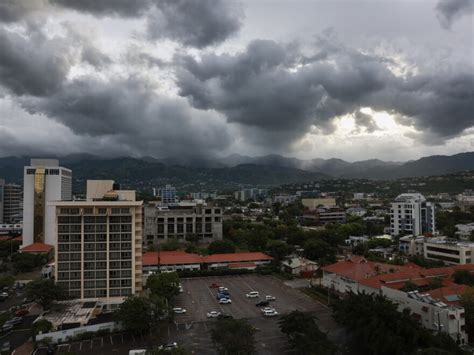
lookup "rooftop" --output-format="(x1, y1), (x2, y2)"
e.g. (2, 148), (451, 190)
(20, 242), (53, 253)
(143, 251), (273, 266)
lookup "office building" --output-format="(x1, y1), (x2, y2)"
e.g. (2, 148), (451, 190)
(390, 193), (435, 236)
(144, 201), (223, 245)
(159, 184), (177, 204)
(424, 239), (474, 265)
(4, 183), (22, 223)
(22, 159), (72, 248)
(302, 197), (337, 210)
(0, 179), (4, 223)
(51, 180), (143, 305)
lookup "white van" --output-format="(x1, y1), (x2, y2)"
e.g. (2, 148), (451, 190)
(246, 291), (259, 298)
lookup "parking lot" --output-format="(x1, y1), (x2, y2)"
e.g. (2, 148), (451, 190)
(174, 274), (325, 323)
(167, 274), (344, 354)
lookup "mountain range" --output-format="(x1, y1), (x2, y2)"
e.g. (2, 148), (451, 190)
(0, 152), (472, 190)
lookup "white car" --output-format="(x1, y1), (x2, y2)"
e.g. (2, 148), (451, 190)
(206, 311), (221, 318)
(0, 293), (8, 298)
(246, 291), (259, 298)
(172, 307), (186, 314)
(158, 342), (178, 350)
(260, 307), (275, 313)
(178, 285), (184, 293)
(263, 309), (279, 317)
(218, 286), (228, 292)
(219, 298), (232, 304)
(265, 295), (276, 301)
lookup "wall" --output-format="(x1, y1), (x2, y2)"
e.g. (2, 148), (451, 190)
(36, 322), (122, 344)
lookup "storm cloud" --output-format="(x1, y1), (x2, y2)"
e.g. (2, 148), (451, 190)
(176, 38), (474, 149)
(20, 75), (233, 157)
(436, 0), (474, 29)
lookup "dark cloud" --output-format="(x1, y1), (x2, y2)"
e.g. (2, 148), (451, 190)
(176, 37), (474, 149)
(52, 0), (153, 18)
(20, 75), (233, 158)
(353, 110), (379, 133)
(147, 0), (243, 48)
(0, 27), (73, 96)
(436, 0), (474, 29)
(0, 0), (47, 23)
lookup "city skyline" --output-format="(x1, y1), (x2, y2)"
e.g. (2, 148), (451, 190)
(0, 0), (472, 162)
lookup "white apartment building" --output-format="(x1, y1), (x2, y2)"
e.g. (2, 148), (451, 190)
(144, 201), (223, 245)
(390, 193), (435, 236)
(22, 159), (72, 247)
(382, 287), (467, 345)
(50, 180), (143, 306)
(424, 239), (474, 265)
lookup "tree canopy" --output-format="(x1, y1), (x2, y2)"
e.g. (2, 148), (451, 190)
(114, 297), (154, 334)
(279, 310), (336, 355)
(210, 317), (256, 355)
(26, 279), (65, 309)
(147, 272), (180, 302)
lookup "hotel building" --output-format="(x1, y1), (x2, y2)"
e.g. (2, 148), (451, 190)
(50, 180), (143, 305)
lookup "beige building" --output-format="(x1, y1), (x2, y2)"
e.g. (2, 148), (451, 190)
(144, 201), (223, 245)
(424, 239), (474, 265)
(302, 197), (336, 210)
(50, 180), (143, 306)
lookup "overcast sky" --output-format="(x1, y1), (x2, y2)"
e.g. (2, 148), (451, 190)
(0, 0), (472, 162)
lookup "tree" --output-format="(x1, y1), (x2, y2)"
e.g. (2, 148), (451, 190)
(12, 253), (47, 273)
(208, 240), (236, 254)
(279, 310), (336, 355)
(185, 233), (200, 243)
(32, 319), (53, 336)
(266, 240), (290, 262)
(26, 279), (65, 309)
(147, 272), (180, 301)
(0, 276), (15, 289)
(210, 317), (256, 354)
(454, 269), (474, 286)
(114, 297), (153, 334)
(304, 239), (336, 265)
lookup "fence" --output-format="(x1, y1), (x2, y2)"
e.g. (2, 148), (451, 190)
(36, 321), (122, 344)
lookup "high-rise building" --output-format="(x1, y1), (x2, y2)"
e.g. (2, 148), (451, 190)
(0, 179), (4, 223)
(160, 184), (177, 204)
(144, 201), (223, 246)
(4, 183), (22, 223)
(22, 159), (72, 248)
(51, 180), (143, 305)
(390, 193), (435, 236)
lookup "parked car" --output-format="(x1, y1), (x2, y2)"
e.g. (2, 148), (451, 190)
(256, 300), (270, 307)
(265, 295), (276, 301)
(263, 309), (279, 317)
(217, 313), (232, 320)
(209, 283), (220, 288)
(178, 284), (184, 293)
(216, 292), (228, 300)
(206, 311), (221, 318)
(6, 317), (22, 326)
(218, 287), (228, 292)
(1, 324), (13, 332)
(15, 309), (29, 317)
(172, 308), (186, 314)
(1, 342), (10, 353)
(219, 298), (232, 304)
(158, 342), (178, 351)
(260, 307), (275, 313)
(0, 292), (8, 298)
(246, 291), (259, 298)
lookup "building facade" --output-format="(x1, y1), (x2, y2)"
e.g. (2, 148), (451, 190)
(390, 193), (435, 236)
(4, 183), (22, 224)
(22, 159), (72, 247)
(51, 180), (143, 305)
(424, 239), (474, 265)
(160, 184), (177, 204)
(144, 202), (223, 245)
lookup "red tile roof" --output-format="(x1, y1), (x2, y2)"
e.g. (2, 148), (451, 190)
(203, 252), (273, 264)
(143, 251), (202, 266)
(20, 243), (53, 253)
(426, 284), (467, 305)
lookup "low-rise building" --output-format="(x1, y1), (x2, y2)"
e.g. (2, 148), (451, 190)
(399, 235), (427, 256)
(345, 235), (369, 247)
(301, 207), (346, 226)
(455, 223), (474, 240)
(346, 207), (367, 217)
(144, 201), (223, 246)
(302, 197), (337, 210)
(281, 256), (318, 275)
(424, 239), (474, 265)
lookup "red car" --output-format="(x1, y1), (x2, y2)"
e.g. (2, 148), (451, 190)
(209, 283), (220, 288)
(15, 309), (28, 317)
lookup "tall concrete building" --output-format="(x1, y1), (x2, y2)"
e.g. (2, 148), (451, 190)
(390, 193), (435, 236)
(22, 159), (72, 248)
(51, 180), (143, 305)
(4, 183), (22, 223)
(144, 201), (223, 246)
(0, 179), (4, 223)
